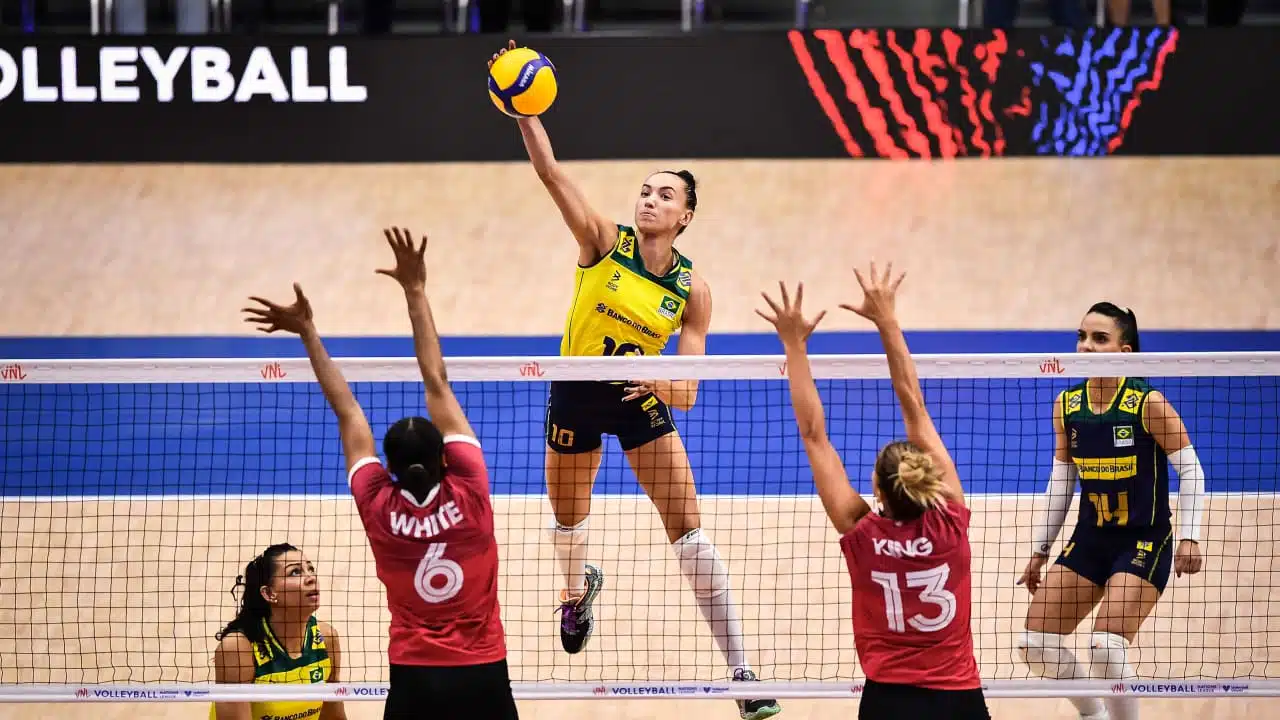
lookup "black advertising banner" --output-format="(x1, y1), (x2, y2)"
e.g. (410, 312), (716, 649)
(0, 27), (1275, 163)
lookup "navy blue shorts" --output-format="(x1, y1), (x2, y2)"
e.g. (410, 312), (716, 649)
(1056, 524), (1175, 593)
(545, 381), (675, 454)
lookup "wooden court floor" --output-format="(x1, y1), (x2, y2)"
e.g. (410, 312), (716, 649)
(1, 495), (1276, 719)
(0, 156), (1277, 718)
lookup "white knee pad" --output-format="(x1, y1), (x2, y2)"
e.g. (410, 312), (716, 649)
(1018, 630), (1083, 680)
(1089, 632), (1137, 680)
(674, 528), (730, 600)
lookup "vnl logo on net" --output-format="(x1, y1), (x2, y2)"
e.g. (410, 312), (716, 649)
(0, 45), (368, 103)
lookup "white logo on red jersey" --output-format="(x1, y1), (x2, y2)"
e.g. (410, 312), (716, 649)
(389, 502), (465, 540)
(872, 537), (934, 558)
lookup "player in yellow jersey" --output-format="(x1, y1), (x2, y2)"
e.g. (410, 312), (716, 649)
(491, 39), (781, 720)
(211, 543), (347, 720)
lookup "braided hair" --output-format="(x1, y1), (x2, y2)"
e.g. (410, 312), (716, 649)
(215, 543), (298, 646)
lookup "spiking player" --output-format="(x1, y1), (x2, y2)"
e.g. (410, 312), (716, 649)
(1017, 302), (1206, 720)
(758, 265), (990, 719)
(489, 38), (780, 720)
(242, 228), (518, 720)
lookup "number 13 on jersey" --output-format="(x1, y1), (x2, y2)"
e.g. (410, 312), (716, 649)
(870, 564), (957, 633)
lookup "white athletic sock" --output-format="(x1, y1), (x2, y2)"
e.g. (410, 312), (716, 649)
(674, 528), (750, 673)
(1090, 632), (1139, 720)
(1018, 630), (1107, 718)
(551, 518), (589, 596)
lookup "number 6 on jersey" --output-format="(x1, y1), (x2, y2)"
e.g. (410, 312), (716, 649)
(415, 543), (464, 603)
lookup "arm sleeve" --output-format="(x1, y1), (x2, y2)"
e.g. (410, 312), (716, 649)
(1169, 445), (1206, 542)
(1032, 458), (1077, 556)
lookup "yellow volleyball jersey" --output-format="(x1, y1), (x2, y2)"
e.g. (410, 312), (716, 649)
(561, 225), (695, 358)
(209, 616), (331, 720)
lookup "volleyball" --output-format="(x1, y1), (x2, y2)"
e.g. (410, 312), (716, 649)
(488, 47), (558, 118)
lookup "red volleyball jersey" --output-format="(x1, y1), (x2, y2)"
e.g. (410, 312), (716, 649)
(348, 435), (506, 667)
(840, 499), (980, 690)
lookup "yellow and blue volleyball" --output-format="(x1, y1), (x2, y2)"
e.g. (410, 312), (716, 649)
(487, 47), (558, 118)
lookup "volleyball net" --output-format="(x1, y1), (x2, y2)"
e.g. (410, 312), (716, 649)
(1, 351), (1278, 702)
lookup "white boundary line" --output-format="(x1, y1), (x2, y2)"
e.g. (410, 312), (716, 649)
(0, 680), (1271, 702)
(1, 492), (1272, 503)
(2, 351), (1279, 384)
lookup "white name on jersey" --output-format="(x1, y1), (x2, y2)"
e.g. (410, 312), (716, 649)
(873, 536), (934, 558)
(389, 502), (465, 539)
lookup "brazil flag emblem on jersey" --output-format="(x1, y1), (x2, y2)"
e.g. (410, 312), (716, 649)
(1113, 425), (1135, 447)
(658, 295), (681, 320)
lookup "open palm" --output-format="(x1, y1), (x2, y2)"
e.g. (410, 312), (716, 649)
(375, 227), (428, 291)
(242, 283), (314, 336)
(757, 281), (826, 347)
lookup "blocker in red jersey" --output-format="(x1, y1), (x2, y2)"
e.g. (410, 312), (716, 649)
(757, 266), (990, 720)
(241, 226), (518, 720)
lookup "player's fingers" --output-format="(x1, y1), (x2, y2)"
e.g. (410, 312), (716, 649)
(809, 309), (827, 332)
(418, 234), (429, 257)
(794, 282), (805, 309)
(754, 308), (778, 326)
(760, 291), (782, 315)
(882, 261), (894, 286)
(778, 281), (791, 310)
(852, 267), (868, 292)
(891, 270), (907, 292)
(374, 268), (396, 278)
(246, 296), (281, 311)
(838, 303), (867, 319)
(292, 283), (307, 303)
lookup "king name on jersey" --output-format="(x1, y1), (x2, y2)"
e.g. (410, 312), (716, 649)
(873, 536), (935, 558)
(390, 501), (465, 540)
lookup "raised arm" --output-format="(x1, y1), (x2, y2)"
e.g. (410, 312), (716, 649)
(758, 282), (871, 535)
(489, 42), (631, 261)
(840, 263), (963, 505)
(515, 116), (616, 265)
(490, 42), (613, 261)
(376, 228), (475, 440)
(242, 285), (376, 475)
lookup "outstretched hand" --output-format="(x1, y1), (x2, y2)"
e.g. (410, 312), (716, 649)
(756, 281), (826, 347)
(242, 283), (314, 336)
(375, 227), (428, 291)
(487, 39), (517, 69)
(839, 261), (906, 328)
